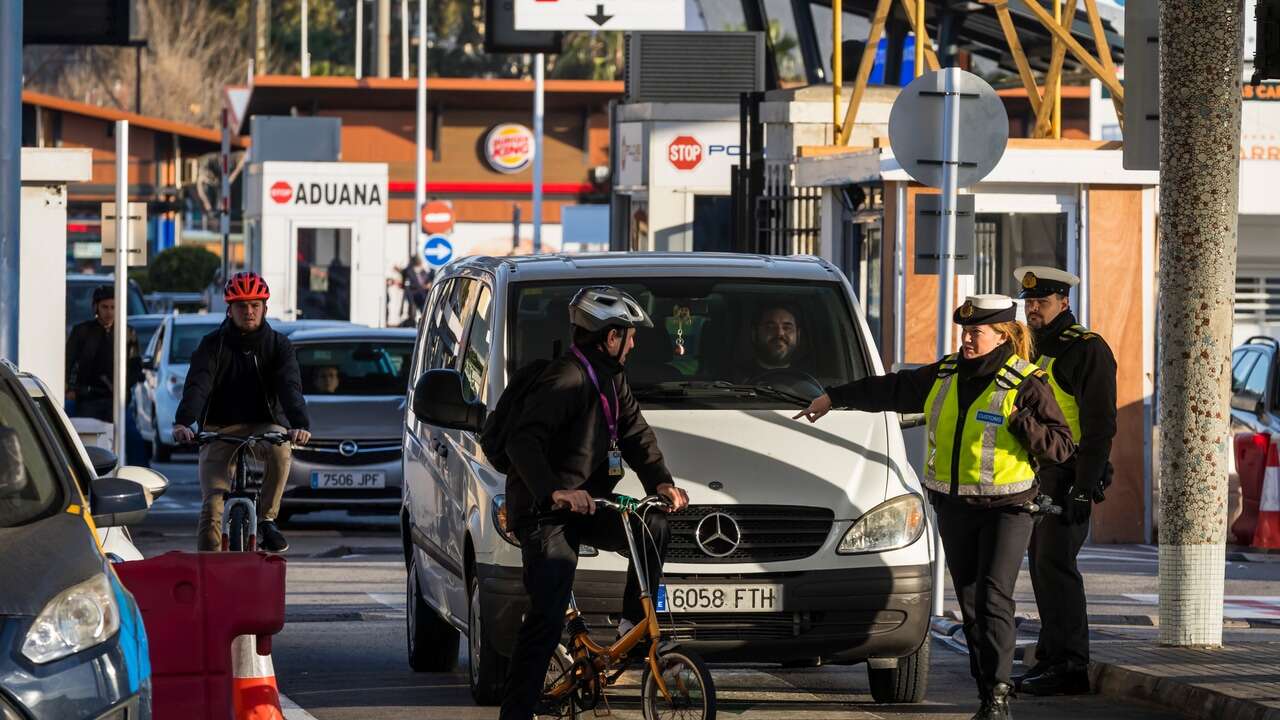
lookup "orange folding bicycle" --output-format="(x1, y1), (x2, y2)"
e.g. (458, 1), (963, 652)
(537, 495), (716, 720)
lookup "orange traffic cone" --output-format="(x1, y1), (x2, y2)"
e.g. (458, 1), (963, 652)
(232, 634), (285, 720)
(1253, 439), (1280, 549)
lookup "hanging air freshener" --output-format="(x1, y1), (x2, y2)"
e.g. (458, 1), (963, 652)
(672, 306), (692, 357)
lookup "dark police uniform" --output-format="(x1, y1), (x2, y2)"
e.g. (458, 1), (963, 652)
(1015, 267), (1117, 696)
(822, 295), (1074, 719)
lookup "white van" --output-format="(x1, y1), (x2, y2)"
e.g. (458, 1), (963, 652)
(400, 253), (933, 705)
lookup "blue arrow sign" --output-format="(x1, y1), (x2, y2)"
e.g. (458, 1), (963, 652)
(422, 234), (454, 267)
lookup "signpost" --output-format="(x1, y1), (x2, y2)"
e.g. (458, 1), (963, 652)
(513, 0), (685, 31)
(887, 68), (1009, 619)
(422, 234), (454, 267)
(100, 202), (148, 267)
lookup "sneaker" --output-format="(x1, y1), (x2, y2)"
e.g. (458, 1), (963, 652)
(258, 521), (289, 553)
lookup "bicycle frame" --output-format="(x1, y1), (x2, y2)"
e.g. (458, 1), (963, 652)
(543, 498), (676, 704)
(201, 432), (285, 552)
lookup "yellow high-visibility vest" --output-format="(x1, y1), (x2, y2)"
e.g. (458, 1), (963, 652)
(1034, 323), (1091, 443)
(922, 353), (1040, 496)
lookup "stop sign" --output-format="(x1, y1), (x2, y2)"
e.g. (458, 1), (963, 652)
(420, 200), (455, 235)
(667, 136), (703, 171)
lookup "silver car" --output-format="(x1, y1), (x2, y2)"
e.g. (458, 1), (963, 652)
(279, 327), (415, 520)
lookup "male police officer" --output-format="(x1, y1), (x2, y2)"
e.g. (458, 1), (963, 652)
(1015, 266), (1117, 696)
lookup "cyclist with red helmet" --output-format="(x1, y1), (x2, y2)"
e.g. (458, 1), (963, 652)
(173, 272), (311, 553)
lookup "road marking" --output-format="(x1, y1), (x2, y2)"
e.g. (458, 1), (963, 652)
(367, 592), (406, 610)
(280, 693), (321, 720)
(1124, 594), (1280, 618)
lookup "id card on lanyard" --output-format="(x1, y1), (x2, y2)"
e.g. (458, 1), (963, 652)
(572, 347), (625, 477)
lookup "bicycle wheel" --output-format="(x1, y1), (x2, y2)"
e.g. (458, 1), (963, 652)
(641, 648), (715, 720)
(536, 645), (583, 719)
(226, 503), (251, 552)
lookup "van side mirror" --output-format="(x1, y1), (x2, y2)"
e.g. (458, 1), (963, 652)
(142, 356), (155, 371)
(0, 428), (26, 497)
(413, 369), (486, 432)
(84, 445), (119, 477)
(90, 477), (150, 527)
(899, 413), (927, 430)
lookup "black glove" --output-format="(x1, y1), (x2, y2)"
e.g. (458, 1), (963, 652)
(1062, 485), (1092, 526)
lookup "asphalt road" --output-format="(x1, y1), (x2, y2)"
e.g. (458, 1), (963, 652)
(132, 455), (1215, 719)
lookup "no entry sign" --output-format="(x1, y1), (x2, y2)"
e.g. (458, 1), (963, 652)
(421, 201), (455, 235)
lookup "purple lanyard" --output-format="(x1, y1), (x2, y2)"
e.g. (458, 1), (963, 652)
(571, 346), (619, 442)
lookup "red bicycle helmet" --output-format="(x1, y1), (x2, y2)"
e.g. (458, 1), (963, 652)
(224, 271), (271, 303)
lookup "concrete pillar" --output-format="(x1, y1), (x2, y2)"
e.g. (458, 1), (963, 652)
(1156, 0), (1245, 647)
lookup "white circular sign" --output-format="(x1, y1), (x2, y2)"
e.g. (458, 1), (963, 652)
(484, 124), (535, 174)
(888, 69), (1009, 189)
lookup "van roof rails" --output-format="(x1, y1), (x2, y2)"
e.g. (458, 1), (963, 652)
(1246, 336), (1280, 350)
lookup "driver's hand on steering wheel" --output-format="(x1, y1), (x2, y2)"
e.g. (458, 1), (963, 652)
(656, 483), (689, 512)
(793, 393), (833, 423)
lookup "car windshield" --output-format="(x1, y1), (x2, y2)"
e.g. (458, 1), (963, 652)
(297, 341), (414, 396)
(169, 323), (221, 364)
(0, 383), (64, 528)
(65, 280), (148, 331)
(509, 278), (869, 408)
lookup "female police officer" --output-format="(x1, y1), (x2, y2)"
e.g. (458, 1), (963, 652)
(795, 294), (1074, 720)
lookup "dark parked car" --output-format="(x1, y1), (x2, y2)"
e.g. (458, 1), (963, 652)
(65, 275), (149, 335)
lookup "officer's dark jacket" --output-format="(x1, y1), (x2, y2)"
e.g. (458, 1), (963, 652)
(826, 342), (1074, 508)
(1033, 311), (1118, 498)
(65, 320), (141, 396)
(174, 319), (310, 431)
(505, 344), (673, 521)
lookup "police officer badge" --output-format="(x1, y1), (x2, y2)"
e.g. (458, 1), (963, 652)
(1022, 272), (1038, 290)
(959, 302), (975, 319)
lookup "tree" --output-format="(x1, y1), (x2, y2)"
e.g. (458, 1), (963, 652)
(147, 246), (222, 293)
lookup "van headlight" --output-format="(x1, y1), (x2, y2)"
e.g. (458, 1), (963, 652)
(838, 495), (926, 555)
(22, 573), (120, 664)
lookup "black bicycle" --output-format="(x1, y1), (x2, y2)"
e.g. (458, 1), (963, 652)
(195, 431), (289, 552)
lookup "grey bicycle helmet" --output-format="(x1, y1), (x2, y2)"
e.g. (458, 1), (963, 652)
(568, 286), (653, 332)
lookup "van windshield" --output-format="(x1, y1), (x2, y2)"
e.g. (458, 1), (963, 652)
(0, 384), (65, 528)
(509, 279), (869, 408)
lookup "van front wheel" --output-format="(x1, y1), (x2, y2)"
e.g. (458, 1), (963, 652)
(407, 552), (460, 672)
(867, 632), (930, 704)
(467, 570), (510, 705)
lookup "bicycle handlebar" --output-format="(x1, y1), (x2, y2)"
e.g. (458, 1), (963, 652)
(534, 494), (672, 521)
(195, 431), (290, 447)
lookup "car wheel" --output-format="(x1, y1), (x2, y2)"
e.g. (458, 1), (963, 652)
(868, 632), (930, 704)
(468, 569), (510, 705)
(406, 551), (459, 672)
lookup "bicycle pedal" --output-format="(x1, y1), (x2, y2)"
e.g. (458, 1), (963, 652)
(592, 693), (612, 717)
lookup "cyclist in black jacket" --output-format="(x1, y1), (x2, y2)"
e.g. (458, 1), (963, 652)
(172, 272), (311, 552)
(500, 286), (689, 720)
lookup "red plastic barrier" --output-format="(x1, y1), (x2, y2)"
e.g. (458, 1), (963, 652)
(1233, 432), (1270, 545)
(115, 552), (287, 720)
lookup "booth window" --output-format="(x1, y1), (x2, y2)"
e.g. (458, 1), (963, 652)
(296, 227), (353, 321)
(973, 213), (1069, 296)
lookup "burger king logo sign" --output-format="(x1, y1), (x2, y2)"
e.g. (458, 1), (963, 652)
(485, 124), (535, 174)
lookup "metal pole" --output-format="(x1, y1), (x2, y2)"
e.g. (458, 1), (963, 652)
(532, 53), (545, 254)
(1053, 0), (1062, 139)
(930, 66), (962, 618)
(301, 0), (311, 78)
(414, 0), (427, 259)
(894, 183), (906, 366)
(377, 0), (391, 77)
(915, 0), (925, 77)
(221, 108), (231, 283)
(356, 0), (363, 79)
(401, 0), (409, 79)
(833, 0), (842, 135)
(0, 0), (20, 362)
(114, 121), (129, 464)
(1156, 0), (1243, 648)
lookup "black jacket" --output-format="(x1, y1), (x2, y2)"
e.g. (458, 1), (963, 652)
(1033, 311), (1118, 500)
(505, 345), (674, 522)
(826, 343), (1074, 508)
(174, 319), (310, 431)
(65, 319), (141, 397)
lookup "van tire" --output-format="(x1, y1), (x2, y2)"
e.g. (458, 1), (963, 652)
(407, 552), (460, 672)
(868, 632), (930, 704)
(467, 570), (509, 705)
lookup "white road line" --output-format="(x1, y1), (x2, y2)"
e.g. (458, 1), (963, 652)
(367, 592), (406, 610)
(280, 693), (321, 720)
(1124, 593), (1280, 619)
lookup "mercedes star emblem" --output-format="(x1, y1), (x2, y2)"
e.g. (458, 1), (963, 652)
(338, 440), (359, 457)
(694, 512), (742, 558)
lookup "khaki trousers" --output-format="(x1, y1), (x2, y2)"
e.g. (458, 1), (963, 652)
(197, 423), (292, 551)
